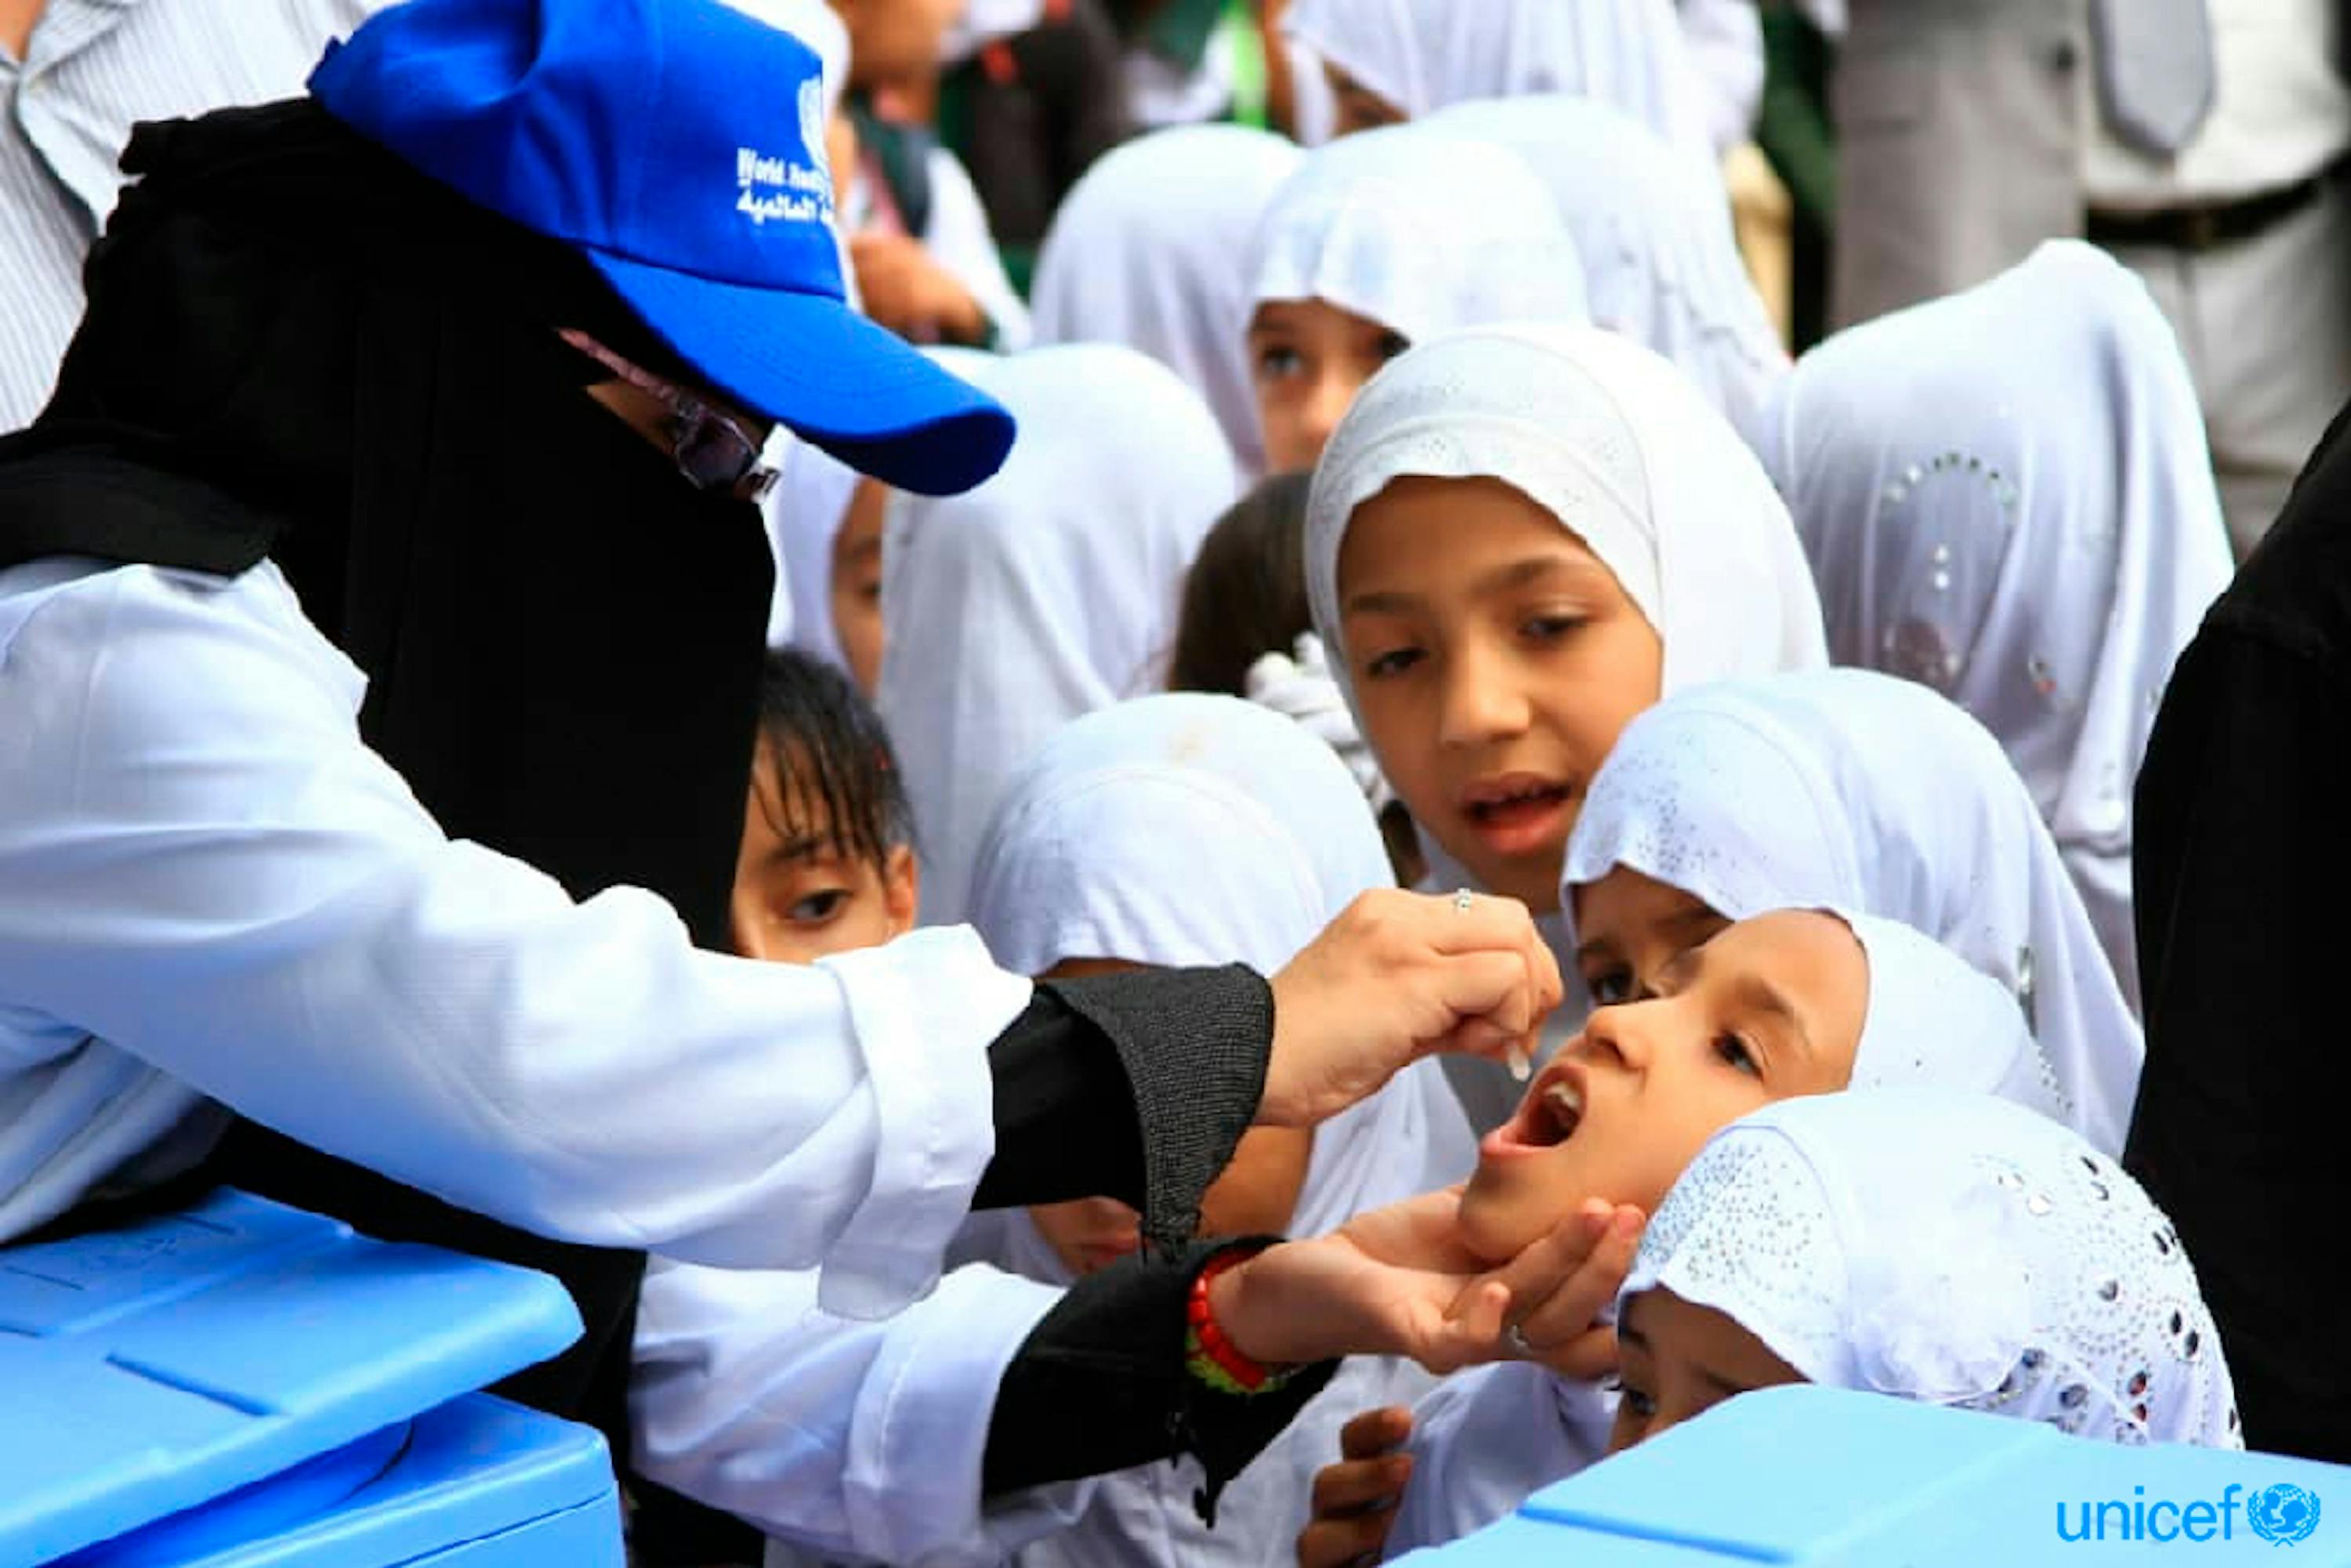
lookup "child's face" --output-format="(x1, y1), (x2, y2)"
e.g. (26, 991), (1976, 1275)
(831, 477), (889, 696)
(1607, 1287), (1807, 1453)
(1248, 299), (1409, 474)
(730, 738), (917, 965)
(829, 0), (964, 90)
(1573, 866), (1732, 1007)
(1322, 60), (1407, 136)
(1339, 476), (1664, 913)
(1456, 911), (1866, 1263)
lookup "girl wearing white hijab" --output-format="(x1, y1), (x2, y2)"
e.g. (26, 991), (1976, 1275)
(1029, 125), (1304, 478)
(1425, 95), (1785, 447)
(1758, 241), (2234, 1012)
(879, 345), (1237, 926)
(1282, 0), (1716, 177)
(1302, 321), (1824, 1127)
(1300, 911), (2069, 1565)
(1563, 668), (2143, 1157)
(955, 692), (1478, 1568)
(1244, 125), (1589, 476)
(1614, 1088), (2239, 1454)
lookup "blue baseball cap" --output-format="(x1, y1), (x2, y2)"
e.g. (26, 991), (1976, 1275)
(309, 0), (1014, 496)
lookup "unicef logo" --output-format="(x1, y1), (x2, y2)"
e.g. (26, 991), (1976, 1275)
(2249, 1483), (2322, 1546)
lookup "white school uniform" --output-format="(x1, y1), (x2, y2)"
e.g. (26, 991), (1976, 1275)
(1302, 321), (1826, 1129)
(1422, 95), (1785, 447)
(0, 554), (1027, 1314)
(1030, 125), (1303, 479)
(956, 693), (1477, 1567)
(879, 346), (1237, 929)
(1563, 668), (2146, 1157)
(1757, 241), (2236, 1013)
(632, 1258), (1087, 1568)
(1385, 918), (2073, 1555)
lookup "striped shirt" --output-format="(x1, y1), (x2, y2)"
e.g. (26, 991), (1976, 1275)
(2, 0), (382, 432)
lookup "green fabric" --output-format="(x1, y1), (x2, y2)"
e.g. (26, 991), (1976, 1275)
(1111, 0), (1225, 67)
(1223, 0), (1266, 128)
(848, 98), (936, 237)
(1756, 5), (1838, 224)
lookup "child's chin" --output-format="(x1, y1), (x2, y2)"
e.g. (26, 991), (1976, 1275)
(1455, 1168), (1545, 1266)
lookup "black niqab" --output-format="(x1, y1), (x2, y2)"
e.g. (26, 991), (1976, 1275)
(0, 102), (777, 1467)
(2127, 397), (2351, 1461)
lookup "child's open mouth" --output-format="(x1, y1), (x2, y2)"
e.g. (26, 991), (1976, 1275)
(1480, 1059), (1587, 1160)
(1458, 773), (1574, 856)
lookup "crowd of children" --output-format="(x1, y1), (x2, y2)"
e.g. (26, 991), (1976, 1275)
(3, 0), (2312, 1562)
(642, 0), (2291, 1559)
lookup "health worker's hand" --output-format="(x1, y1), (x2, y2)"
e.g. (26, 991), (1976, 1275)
(1259, 889), (1560, 1130)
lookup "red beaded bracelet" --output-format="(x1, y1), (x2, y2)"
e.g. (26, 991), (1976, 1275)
(1186, 1246), (1300, 1396)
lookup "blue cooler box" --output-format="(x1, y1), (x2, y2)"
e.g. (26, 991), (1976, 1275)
(1407, 1383), (2351, 1565)
(0, 1191), (624, 1568)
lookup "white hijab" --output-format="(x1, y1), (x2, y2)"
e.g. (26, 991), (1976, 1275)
(1030, 125), (1304, 480)
(1282, 0), (1718, 176)
(964, 692), (1477, 1249)
(879, 346), (1237, 927)
(763, 437), (864, 664)
(1627, 1088), (2241, 1448)
(1840, 913), (2066, 1124)
(1563, 668), (2144, 1157)
(1759, 241), (2234, 1012)
(958, 693), (1477, 1568)
(1303, 322), (1824, 1126)
(1305, 322), (1825, 735)
(1248, 125), (1590, 351)
(1425, 95), (1785, 446)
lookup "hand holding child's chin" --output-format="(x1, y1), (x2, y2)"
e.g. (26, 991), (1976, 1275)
(1208, 1186), (1643, 1378)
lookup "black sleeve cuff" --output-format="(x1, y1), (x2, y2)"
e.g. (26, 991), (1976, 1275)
(1044, 965), (1273, 1255)
(981, 1238), (1338, 1525)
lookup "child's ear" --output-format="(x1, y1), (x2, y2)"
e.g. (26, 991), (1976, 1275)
(883, 843), (918, 937)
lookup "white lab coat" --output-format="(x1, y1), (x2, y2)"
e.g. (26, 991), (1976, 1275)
(0, 556), (1031, 1316)
(632, 1258), (1093, 1566)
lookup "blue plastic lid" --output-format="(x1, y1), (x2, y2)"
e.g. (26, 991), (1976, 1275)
(1476, 1385), (2350, 1564)
(0, 1190), (581, 1567)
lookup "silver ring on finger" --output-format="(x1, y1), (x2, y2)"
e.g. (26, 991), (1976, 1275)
(1506, 1321), (1537, 1357)
(1454, 887), (1475, 914)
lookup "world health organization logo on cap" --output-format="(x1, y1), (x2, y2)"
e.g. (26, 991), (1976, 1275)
(2248, 1482), (2321, 1546)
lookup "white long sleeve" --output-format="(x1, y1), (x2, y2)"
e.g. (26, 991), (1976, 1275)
(1384, 1363), (1617, 1558)
(632, 1258), (1090, 1566)
(0, 556), (1031, 1314)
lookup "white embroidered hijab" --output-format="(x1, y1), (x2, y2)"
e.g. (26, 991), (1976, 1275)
(879, 346), (1238, 925)
(1425, 95), (1785, 446)
(1283, 0), (1717, 175)
(1305, 322), (1824, 737)
(1563, 668), (2144, 1156)
(1759, 241), (2233, 1012)
(1031, 125), (1303, 479)
(1247, 124), (1590, 350)
(958, 693), (1478, 1568)
(1839, 912), (2065, 1123)
(1625, 1088), (2241, 1448)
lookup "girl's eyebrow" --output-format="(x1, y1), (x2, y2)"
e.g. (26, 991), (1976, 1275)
(1727, 973), (1815, 1060)
(1344, 555), (1593, 617)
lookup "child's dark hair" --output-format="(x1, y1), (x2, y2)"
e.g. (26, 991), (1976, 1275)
(754, 649), (914, 871)
(1166, 471), (1313, 697)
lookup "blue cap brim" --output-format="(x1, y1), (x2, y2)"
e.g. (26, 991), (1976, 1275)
(587, 250), (1016, 497)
